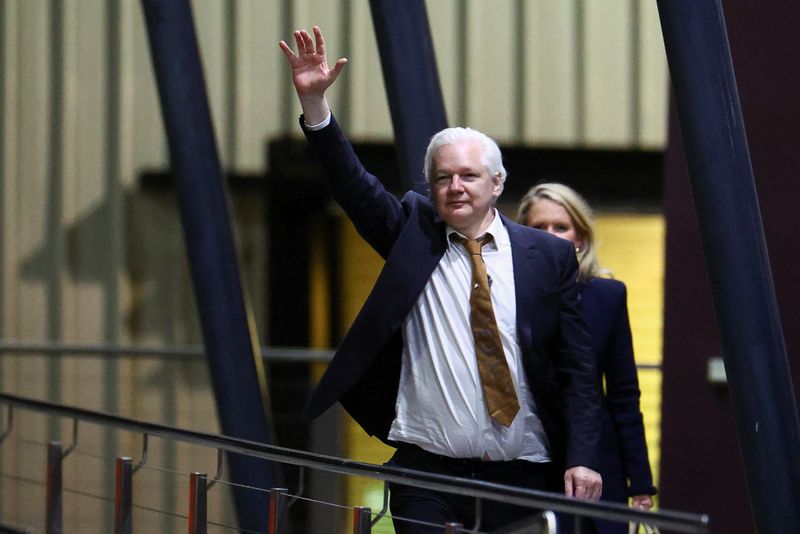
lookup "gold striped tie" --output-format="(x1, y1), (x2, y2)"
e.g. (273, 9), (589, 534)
(455, 234), (520, 427)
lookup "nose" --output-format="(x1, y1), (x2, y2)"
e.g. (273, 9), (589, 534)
(543, 225), (557, 235)
(448, 175), (464, 191)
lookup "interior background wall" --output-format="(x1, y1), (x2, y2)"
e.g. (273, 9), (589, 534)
(0, 1), (668, 531)
(0, 0), (668, 366)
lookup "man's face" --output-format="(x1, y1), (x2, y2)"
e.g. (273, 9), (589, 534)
(430, 140), (501, 236)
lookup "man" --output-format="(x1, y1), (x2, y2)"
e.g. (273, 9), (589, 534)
(279, 26), (602, 532)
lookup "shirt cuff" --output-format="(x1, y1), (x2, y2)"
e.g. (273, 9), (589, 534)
(304, 112), (332, 131)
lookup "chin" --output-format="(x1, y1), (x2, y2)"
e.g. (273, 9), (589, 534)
(442, 214), (470, 229)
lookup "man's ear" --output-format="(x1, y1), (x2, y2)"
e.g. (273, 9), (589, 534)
(492, 172), (503, 194)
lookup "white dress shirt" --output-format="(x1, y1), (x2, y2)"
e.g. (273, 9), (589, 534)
(387, 210), (550, 462)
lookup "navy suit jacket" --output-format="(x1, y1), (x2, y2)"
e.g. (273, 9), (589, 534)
(301, 116), (601, 471)
(579, 278), (656, 499)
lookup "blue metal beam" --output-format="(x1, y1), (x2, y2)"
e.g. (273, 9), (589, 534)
(656, 2), (800, 532)
(368, 0), (448, 193)
(139, 1), (276, 531)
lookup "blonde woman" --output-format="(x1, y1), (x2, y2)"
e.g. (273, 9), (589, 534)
(518, 183), (657, 533)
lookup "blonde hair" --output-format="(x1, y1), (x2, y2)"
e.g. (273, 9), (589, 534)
(517, 183), (608, 282)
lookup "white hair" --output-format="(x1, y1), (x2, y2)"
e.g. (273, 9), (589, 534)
(422, 127), (507, 198)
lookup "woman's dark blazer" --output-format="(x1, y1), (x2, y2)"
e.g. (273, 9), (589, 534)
(579, 277), (657, 530)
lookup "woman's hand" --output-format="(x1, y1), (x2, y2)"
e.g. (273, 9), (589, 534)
(631, 494), (654, 510)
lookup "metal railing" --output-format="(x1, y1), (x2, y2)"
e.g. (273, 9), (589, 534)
(0, 392), (707, 533)
(0, 340), (665, 370)
(0, 340), (335, 363)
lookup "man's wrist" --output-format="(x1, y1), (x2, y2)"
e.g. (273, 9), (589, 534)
(304, 110), (332, 130)
(299, 95), (330, 127)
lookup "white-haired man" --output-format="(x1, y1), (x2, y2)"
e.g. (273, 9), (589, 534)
(280, 26), (602, 532)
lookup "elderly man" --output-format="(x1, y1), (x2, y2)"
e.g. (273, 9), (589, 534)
(280, 26), (602, 532)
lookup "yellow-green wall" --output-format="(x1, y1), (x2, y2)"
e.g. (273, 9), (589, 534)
(594, 214), (664, 496)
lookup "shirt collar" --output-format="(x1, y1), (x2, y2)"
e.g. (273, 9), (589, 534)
(446, 209), (507, 251)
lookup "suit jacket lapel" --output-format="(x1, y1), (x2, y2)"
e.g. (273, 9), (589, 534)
(306, 201), (446, 418)
(503, 215), (547, 352)
(329, 208), (446, 375)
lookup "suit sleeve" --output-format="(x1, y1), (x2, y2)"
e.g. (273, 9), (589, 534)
(301, 114), (408, 258)
(604, 283), (657, 496)
(555, 241), (603, 471)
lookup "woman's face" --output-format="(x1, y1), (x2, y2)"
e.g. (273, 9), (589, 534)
(525, 198), (583, 248)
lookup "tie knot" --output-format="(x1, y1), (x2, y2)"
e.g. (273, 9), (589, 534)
(452, 233), (493, 255)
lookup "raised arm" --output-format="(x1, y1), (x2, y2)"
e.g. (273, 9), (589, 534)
(278, 26), (348, 125)
(278, 25), (407, 256)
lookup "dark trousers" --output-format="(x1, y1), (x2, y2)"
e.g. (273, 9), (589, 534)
(386, 444), (562, 533)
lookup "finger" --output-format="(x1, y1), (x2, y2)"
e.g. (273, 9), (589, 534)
(293, 30), (305, 52)
(573, 481), (586, 499)
(564, 474), (573, 497)
(278, 41), (296, 61)
(300, 30), (315, 54)
(329, 58), (348, 81)
(314, 26), (326, 56)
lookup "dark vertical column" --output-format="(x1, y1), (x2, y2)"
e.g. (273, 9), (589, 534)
(267, 487), (288, 534)
(353, 506), (371, 534)
(0, 1), (6, 347)
(45, 442), (63, 534)
(368, 0), (448, 193)
(628, 0), (641, 145)
(573, 0), (586, 144)
(660, 104), (751, 532)
(265, 188), (308, 532)
(46, 0), (65, 431)
(454, 1), (468, 127)
(656, 2), (800, 533)
(265, 139), (333, 533)
(114, 457), (133, 534)
(223, 1), (238, 166)
(138, 2), (275, 532)
(188, 472), (208, 534)
(512, 0), (526, 143)
(104, 3), (123, 530)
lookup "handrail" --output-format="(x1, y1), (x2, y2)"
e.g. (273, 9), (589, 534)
(0, 392), (706, 532)
(0, 341), (664, 369)
(0, 340), (334, 363)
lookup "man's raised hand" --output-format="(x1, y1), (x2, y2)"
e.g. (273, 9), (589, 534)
(279, 26), (347, 124)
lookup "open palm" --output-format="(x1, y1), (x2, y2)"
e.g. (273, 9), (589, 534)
(279, 26), (347, 99)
